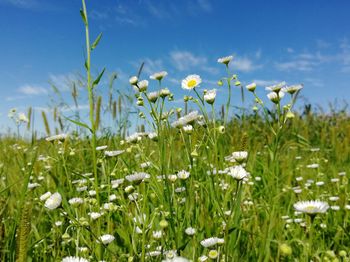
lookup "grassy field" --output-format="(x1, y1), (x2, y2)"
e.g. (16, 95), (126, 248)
(1, 2), (350, 262)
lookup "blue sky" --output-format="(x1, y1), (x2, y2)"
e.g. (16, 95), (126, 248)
(1, 0), (350, 134)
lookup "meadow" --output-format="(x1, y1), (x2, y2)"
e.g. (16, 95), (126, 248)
(1, 1), (350, 262)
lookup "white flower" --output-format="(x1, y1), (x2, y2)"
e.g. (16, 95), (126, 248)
(282, 84), (303, 94)
(267, 91), (285, 104)
(227, 165), (248, 180)
(98, 234), (115, 244)
(96, 145), (108, 151)
(162, 256), (190, 262)
(200, 237), (224, 248)
(160, 88), (171, 98)
(171, 111), (200, 128)
(266, 81), (286, 92)
(40, 191), (52, 201)
(204, 89), (216, 104)
(68, 197), (84, 206)
(104, 150), (125, 157)
(89, 212), (102, 220)
(217, 55), (233, 65)
(62, 256), (89, 262)
(147, 91), (160, 103)
(293, 200), (329, 214)
(231, 151), (248, 163)
(44, 192), (62, 210)
(148, 132), (158, 140)
(181, 74), (202, 90)
(18, 113), (29, 123)
(129, 76), (138, 85)
(182, 125), (193, 134)
(28, 183), (40, 189)
(150, 71), (168, 81)
(246, 82), (256, 92)
(46, 134), (68, 142)
(306, 163), (319, 169)
(152, 230), (162, 239)
(177, 170), (190, 180)
(185, 227), (196, 236)
(138, 80), (149, 92)
(125, 172), (150, 183)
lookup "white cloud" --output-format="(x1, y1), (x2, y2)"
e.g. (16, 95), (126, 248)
(275, 59), (317, 72)
(231, 57), (262, 72)
(287, 48), (294, 53)
(170, 50), (207, 71)
(252, 79), (281, 87)
(18, 85), (48, 95)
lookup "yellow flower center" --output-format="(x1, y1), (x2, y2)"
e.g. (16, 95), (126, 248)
(187, 79), (197, 88)
(305, 205), (315, 212)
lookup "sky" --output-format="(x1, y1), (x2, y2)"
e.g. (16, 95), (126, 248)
(1, 0), (350, 134)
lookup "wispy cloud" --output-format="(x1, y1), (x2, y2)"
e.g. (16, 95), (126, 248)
(18, 85), (48, 95)
(275, 59), (317, 72)
(0, 0), (38, 9)
(231, 56), (262, 72)
(49, 73), (83, 92)
(170, 50), (218, 74)
(252, 79), (281, 87)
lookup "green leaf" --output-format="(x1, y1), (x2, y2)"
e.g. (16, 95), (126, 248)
(92, 68), (105, 88)
(63, 116), (92, 133)
(91, 33), (102, 50)
(137, 62), (145, 78)
(80, 9), (87, 25)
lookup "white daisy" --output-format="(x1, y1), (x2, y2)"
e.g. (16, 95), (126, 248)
(231, 151), (248, 163)
(204, 89), (216, 104)
(125, 172), (150, 183)
(150, 71), (168, 81)
(129, 76), (138, 85)
(246, 82), (257, 92)
(98, 234), (115, 245)
(267, 91), (285, 104)
(147, 91), (160, 103)
(44, 192), (62, 210)
(177, 170), (190, 180)
(282, 84), (303, 94)
(200, 237), (224, 248)
(96, 145), (108, 151)
(46, 134), (68, 142)
(227, 165), (248, 180)
(138, 80), (149, 92)
(265, 81), (286, 92)
(293, 200), (329, 214)
(217, 55), (233, 65)
(40, 191), (52, 201)
(62, 256), (89, 262)
(104, 150), (125, 157)
(185, 227), (196, 236)
(68, 197), (84, 206)
(181, 74), (202, 90)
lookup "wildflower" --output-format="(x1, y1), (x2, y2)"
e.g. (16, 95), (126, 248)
(208, 250), (218, 259)
(44, 192), (62, 210)
(40, 191), (52, 201)
(28, 183), (40, 189)
(168, 174), (178, 182)
(68, 197), (84, 206)
(18, 112), (29, 123)
(306, 163), (319, 169)
(177, 170), (190, 180)
(46, 134), (68, 142)
(125, 172), (150, 183)
(293, 200), (329, 215)
(200, 237), (224, 248)
(150, 71), (168, 81)
(266, 81), (286, 92)
(152, 230), (162, 239)
(182, 125), (193, 134)
(227, 165), (248, 181)
(282, 84), (303, 94)
(279, 243), (292, 256)
(217, 55), (233, 65)
(267, 91), (285, 104)
(89, 212), (102, 220)
(160, 88), (171, 98)
(182, 74), (202, 90)
(185, 227), (196, 236)
(148, 132), (158, 141)
(217, 126), (225, 134)
(330, 205), (340, 211)
(129, 76), (138, 85)
(138, 80), (148, 92)
(98, 234), (115, 244)
(147, 91), (160, 103)
(329, 196), (339, 201)
(204, 89), (216, 104)
(231, 151), (248, 163)
(172, 111), (200, 128)
(198, 255), (208, 262)
(104, 150), (124, 157)
(62, 256), (89, 262)
(246, 82), (256, 92)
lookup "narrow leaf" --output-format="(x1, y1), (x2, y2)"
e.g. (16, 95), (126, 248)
(92, 68), (105, 88)
(80, 9), (87, 25)
(91, 33), (102, 50)
(63, 116), (92, 133)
